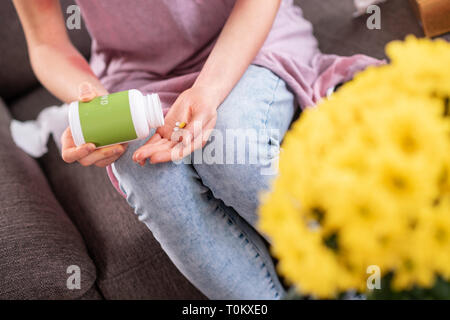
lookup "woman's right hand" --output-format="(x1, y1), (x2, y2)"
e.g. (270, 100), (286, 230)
(61, 83), (127, 167)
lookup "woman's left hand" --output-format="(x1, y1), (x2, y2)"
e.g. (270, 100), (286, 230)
(133, 86), (220, 165)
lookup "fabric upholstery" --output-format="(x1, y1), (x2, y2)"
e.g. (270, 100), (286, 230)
(296, 0), (449, 60)
(0, 98), (99, 299)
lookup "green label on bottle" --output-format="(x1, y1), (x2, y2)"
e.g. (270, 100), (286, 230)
(78, 90), (137, 147)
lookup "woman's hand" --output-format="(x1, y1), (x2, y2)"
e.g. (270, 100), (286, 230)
(131, 0), (280, 165)
(61, 83), (128, 167)
(133, 86), (220, 164)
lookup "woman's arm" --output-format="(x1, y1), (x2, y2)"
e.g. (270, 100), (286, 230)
(194, 0), (281, 105)
(134, 0), (281, 164)
(13, 0), (107, 102)
(13, 0), (126, 166)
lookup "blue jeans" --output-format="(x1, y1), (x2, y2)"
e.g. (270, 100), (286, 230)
(112, 65), (296, 299)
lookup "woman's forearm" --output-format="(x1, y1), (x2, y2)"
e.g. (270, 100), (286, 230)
(13, 0), (106, 104)
(194, 0), (281, 107)
(29, 43), (107, 103)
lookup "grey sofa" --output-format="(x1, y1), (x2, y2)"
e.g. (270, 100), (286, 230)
(0, 0), (447, 299)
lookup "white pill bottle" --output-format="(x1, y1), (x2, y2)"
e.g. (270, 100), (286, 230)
(69, 89), (164, 148)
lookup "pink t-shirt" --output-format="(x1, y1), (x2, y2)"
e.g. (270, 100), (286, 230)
(75, 0), (381, 194)
(76, 0), (381, 110)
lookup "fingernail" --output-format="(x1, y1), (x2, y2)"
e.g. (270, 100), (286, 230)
(78, 82), (93, 97)
(80, 95), (91, 102)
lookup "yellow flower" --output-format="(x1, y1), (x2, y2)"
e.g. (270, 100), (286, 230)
(259, 36), (450, 298)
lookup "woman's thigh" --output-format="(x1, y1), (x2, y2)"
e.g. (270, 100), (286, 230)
(112, 141), (284, 299)
(193, 65), (296, 228)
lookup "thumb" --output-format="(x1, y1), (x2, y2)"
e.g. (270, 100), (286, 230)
(78, 82), (97, 102)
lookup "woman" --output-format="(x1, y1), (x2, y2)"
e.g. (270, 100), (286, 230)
(14, 0), (379, 299)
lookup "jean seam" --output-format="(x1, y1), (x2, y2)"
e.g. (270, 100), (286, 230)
(257, 75), (283, 298)
(218, 202), (282, 298)
(263, 76), (281, 131)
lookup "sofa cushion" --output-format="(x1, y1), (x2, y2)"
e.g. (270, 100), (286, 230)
(0, 98), (99, 299)
(40, 141), (206, 299)
(9, 86), (61, 121)
(0, 0), (91, 102)
(296, 0), (449, 60)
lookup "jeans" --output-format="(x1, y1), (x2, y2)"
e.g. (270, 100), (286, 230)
(112, 65), (296, 299)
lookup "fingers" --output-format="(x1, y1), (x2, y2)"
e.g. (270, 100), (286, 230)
(61, 128), (96, 163)
(61, 127), (76, 150)
(61, 126), (127, 167)
(130, 88), (218, 165)
(78, 144), (127, 167)
(131, 132), (164, 162)
(146, 132), (163, 145)
(149, 143), (183, 164)
(151, 117), (216, 164)
(130, 99), (190, 163)
(158, 96), (191, 139)
(177, 117), (216, 160)
(133, 138), (176, 164)
(179, 110), (215, 146)
(186, 117), (217, 152)
(78, 82), (97, 102)
(62, 82), (118, 167)
(94, 155), (120, 168)
(62, 144), (96, 163)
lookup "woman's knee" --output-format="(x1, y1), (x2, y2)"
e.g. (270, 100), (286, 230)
(193, 135), (278, 227)
(114, 158), (175, 200)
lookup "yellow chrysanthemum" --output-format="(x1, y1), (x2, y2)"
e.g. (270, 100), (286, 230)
(259, 36), (450, 298)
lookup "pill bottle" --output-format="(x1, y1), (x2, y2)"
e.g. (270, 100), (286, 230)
(69, 89), (164, 148)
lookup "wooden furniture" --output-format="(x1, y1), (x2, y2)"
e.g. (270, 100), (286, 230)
(409, 0), (450, 37)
